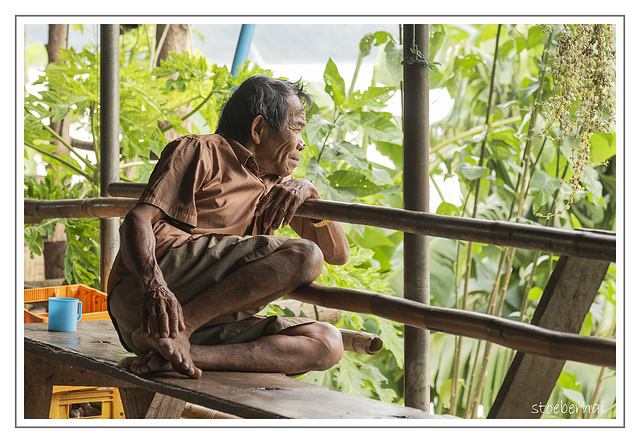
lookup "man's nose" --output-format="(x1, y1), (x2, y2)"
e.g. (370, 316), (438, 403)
(297, 134), (306, 150)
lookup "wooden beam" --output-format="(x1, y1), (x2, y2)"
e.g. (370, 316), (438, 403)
(487, 255), (611, 419)
(23, 322), (443, 419)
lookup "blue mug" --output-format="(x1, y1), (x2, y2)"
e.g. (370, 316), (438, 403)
(48, 297), (83, 332)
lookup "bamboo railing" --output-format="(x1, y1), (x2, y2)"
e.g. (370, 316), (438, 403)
(23, 193), (616, 368)
(26, 181), (617, 263)
(290, 284), (615, 368)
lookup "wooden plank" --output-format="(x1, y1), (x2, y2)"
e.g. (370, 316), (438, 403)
(117, 388), (185, 419)
(23, 382), (52, 419)
(24, 351), (137, 388)
(488, 255), (611, 419)
(24, 321), (445, 419)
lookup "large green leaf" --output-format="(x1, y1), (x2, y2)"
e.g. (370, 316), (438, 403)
(461, 162), (488, 180)
(589, 132), (616, 164)
(346, 86), (396, 109)
(305, 113), (334, 146)
(323, 58), (346, 107)
(530, 169), (562, 213)
(324, 141), (369, 170)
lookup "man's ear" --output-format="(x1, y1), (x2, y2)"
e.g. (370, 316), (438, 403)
(250, 115), (266, 145)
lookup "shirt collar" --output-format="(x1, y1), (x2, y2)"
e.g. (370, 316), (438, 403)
(223, 135), (283, 185)
(224, 136), (261, 176)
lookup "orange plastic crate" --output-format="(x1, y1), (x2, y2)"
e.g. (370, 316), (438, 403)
(24, 284), (110, 323)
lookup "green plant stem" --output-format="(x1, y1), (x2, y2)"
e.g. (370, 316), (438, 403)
(166, 86), (218, 131)
(141, 93), (203, 129)
(587, 366), (607, 419)
(120, 160), (158, 170)
(145, 25), (154, 71)
(42, 125), (95, 172)
(430, 176), (446, 206)
(464, 30), (552, 418)
(451, 25), (501, 416)
(464, 248), (508, 418)
(348, 52), (364, 97)
(430, 117), (519, 163)
(25, 141), (91, 180)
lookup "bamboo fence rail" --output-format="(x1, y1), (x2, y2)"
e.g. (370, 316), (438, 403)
(289, 284), (615, 368)
(33, 182), (617, 263)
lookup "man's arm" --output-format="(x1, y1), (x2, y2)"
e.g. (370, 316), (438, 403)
(289, 216), (350, 265)
(254, 178), (350, 265)
(119, 203), (185, 338)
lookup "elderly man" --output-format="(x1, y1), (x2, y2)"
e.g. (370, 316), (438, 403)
(107, 75), (350, 379)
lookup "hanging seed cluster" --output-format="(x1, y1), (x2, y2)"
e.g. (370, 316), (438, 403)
(528, 24), (616, 218)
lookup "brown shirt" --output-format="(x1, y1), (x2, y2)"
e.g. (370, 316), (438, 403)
(108, 134), (295, 293)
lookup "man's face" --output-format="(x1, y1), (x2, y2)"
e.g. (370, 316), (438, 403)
(254, 95), (307, 177)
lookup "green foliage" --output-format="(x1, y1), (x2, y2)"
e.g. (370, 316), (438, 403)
(425, 23), (616, 419)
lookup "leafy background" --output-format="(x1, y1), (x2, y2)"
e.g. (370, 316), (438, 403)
(23, 23), (617, 418)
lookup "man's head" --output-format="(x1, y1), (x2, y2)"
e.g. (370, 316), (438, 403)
(216, 75), (314, 177)
(216, 75), (313, 144)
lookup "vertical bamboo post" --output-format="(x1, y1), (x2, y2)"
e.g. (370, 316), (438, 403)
(99, 24), (120, 291)
(402, 24), (430, 412)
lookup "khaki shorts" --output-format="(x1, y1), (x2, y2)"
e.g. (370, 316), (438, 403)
(108, 234), (315, 354)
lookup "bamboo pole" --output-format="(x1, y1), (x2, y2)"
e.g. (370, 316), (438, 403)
(105, 183), (616, 262)
(24, 194), (616, 262)
(289, 284), (615, 368)
(181, 403), (241, 419)
(24, 198), (137, 224)
(339, 329), (384, 355)
(402, 22), (430, 412)
(99, 24), (121, 292)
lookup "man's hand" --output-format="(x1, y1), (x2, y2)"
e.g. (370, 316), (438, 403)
(255, 179), (320, 231)
(140, 286), (186, 339)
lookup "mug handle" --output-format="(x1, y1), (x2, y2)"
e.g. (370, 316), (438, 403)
(77, 300), (83, 322)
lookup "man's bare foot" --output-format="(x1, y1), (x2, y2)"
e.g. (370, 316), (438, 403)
(131, 350), (172, 375)
(131, 327), (202, 379)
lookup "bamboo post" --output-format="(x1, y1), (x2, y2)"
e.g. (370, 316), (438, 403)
(402, 23), (430, 411)
(99, 24), (120, 292)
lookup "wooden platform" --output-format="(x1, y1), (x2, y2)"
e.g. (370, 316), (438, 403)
(24, 321), (446, 420)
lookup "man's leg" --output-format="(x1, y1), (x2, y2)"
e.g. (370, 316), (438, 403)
(131, 238), (332, 378)
(132, 322), (344, 376)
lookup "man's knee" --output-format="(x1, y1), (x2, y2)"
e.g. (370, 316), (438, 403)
(280, 239), (324, 285)
(285, 322), (344, 371)
(316, 323), (344, 369)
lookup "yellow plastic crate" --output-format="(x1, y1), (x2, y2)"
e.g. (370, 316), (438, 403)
(49, 386), (125, 419)
(24, 284), (110, 323)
